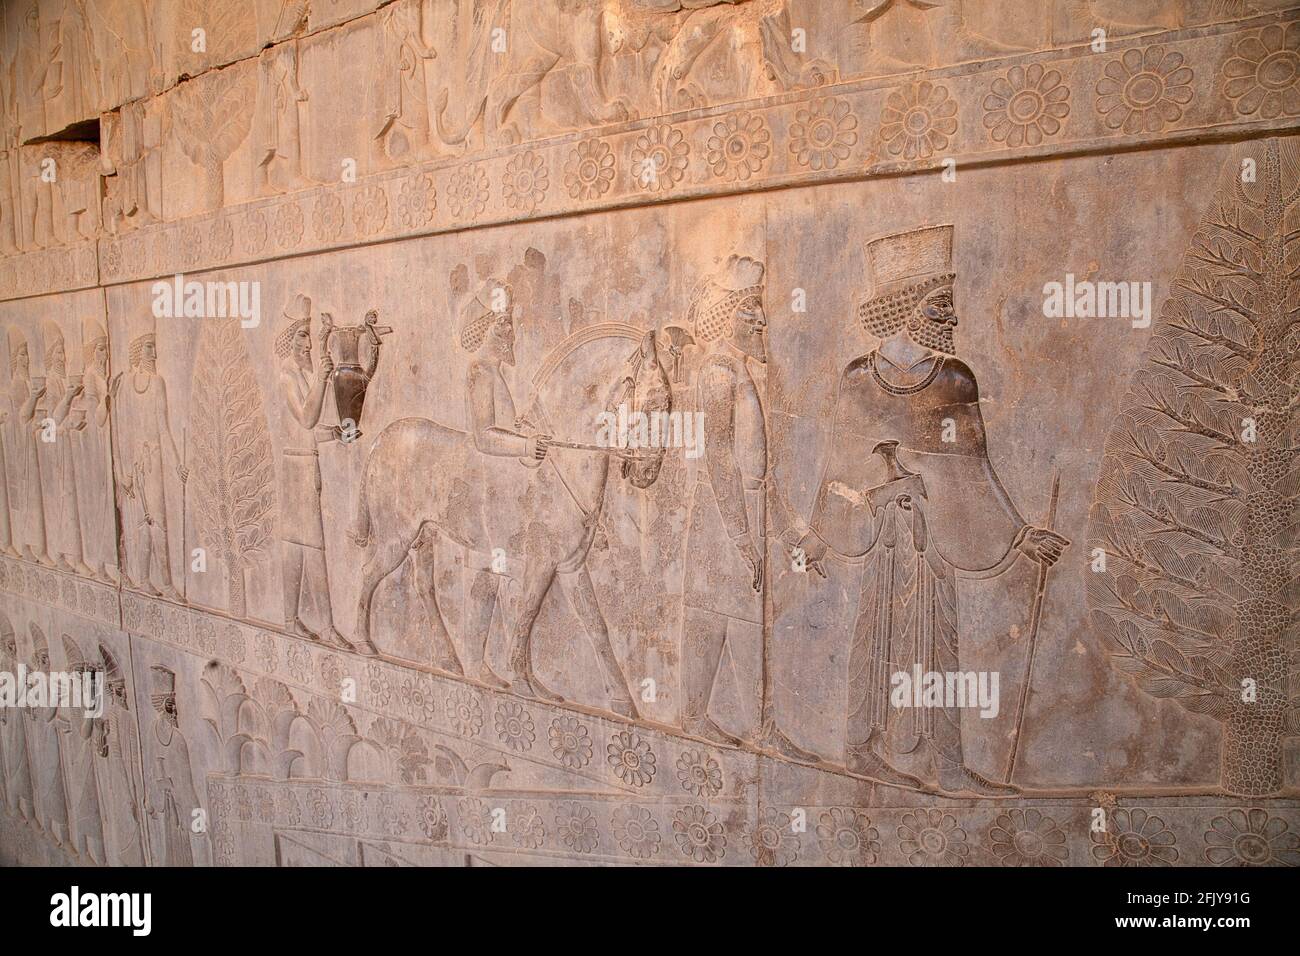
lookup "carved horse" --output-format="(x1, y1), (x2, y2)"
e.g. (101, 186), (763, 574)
(349, 328), (669, 716)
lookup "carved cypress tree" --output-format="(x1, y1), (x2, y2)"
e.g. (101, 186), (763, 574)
(1088, 139), (1298, 796)
(189, 317), (277, 619)
(172, 68), (251, 212)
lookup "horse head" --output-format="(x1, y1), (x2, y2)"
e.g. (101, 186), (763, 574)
(611, 330), (671, 489)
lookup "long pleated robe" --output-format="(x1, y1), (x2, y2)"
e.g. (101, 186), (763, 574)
(809, 351), (1026, 764)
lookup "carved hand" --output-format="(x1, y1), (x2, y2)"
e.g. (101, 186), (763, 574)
(319, 352), (335, 381)
(1018, 527), (1069, 567)
(55, 384), (83, 416)
(526, 434), (552, 461)
(791, 531), (828, 579)
(738, 537), (763, 592)
(177, 463), (189, 484)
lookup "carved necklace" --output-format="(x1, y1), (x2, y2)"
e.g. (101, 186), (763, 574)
(869, 351), (944, 396)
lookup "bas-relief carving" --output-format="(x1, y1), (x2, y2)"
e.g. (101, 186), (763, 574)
(0, 1), (1287, 281)
(94, 639), (147, 865)
(0, 305), (120, 587)
(168, 64), (256, 216)
(1, 7), (1298, 868)
(58, 634), (105, 863)
(34, 319), (91, 577)
(140, 663), (207, 866)
(19, 138), (1282, 866)
(1088, 138), (1300, 797)
(24, 623), (70, 847)
(101, 101), (164, 234)
(275, 296), (342, 645)
(4, 324), (47, 566)
(0, 600), (150, 866)
(0, 143), (103, 254)
(71, 316), (117, 584)
(190, 314), (276, 619)
(0, 610), (35, 824)
(350, 257), (663, 716)
(111, 316), (186, 600)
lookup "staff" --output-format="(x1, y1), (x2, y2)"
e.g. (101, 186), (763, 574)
(1004, 471), (1061, 784)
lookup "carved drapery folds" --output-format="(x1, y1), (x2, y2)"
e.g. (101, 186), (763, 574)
(0, 2), (1298, 869)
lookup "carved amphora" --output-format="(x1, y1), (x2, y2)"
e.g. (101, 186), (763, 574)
(323, 309), (391, 430)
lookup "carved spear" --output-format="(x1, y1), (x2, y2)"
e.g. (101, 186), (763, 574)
(1004, 471), (1060, 785)
(180, 426), (188, 603)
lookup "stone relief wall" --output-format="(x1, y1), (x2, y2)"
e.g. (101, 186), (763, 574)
(0, 0), (1297, 867)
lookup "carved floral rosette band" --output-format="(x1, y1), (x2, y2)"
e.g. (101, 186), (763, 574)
(0, 1), (1298, 870)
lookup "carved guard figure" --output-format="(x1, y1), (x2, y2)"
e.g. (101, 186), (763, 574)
(111, 323), (187, 600)
(794, 225), (1067, 795)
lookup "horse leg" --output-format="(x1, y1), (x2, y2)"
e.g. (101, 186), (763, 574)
(562, 567), (636, 719)
(465, 566), (510, 689)
(507, 560), (563, 703)
(353, 534), (410, 656)
(410, 524), (463, 676)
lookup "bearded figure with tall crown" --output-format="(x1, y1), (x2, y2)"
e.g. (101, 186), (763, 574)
(795, 225), (1067, 795)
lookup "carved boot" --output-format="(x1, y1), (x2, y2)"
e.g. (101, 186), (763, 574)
(321, 626), (356, 653)
(608, 696), (638, 720)
(431, 645), (465, 677)
(511, 668), (564, 704)
(937, 758), (1019, 797)
(476, 662), (510, 690)
(681, 713), (745, 747)
(288, 617), (322, 642)
(680, 626), (741, 745)
(756, 724), (820, 765)
(845, 742), (924, 789)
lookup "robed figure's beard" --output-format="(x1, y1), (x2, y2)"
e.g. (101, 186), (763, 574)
(911, 319), (957, 355)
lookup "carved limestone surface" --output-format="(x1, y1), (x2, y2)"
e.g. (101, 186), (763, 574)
(1, 2), (1299, 870)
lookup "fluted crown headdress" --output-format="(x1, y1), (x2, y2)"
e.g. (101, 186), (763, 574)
(858, 225), (955, 338)
(150, 665), (177, 717)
